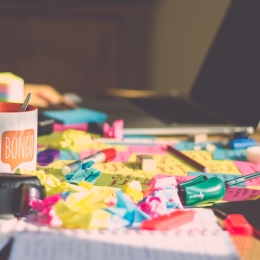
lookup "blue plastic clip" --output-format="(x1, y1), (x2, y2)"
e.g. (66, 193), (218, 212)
(228, 138), (258, 150)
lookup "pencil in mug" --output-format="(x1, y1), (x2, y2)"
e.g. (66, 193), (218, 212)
(167, 145), (208, 172)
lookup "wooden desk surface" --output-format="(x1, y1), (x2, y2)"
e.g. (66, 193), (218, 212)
(218, 218), (260, 260)
(1, 132), (260, 260)
(209, 132), (260, 260)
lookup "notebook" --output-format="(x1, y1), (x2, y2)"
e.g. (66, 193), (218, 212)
(8, 209), (239, 260)
(79, 0), (260, 136)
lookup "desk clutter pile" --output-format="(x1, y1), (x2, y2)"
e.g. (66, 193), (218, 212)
(2, 118), (260, 259)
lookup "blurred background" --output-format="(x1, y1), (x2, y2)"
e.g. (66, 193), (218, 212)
(0, 0), (231, 96)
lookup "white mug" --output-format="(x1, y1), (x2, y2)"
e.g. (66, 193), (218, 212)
(0, 102), (37, 172)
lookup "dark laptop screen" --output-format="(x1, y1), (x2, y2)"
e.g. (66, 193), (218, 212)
(190, 0), (260, 129)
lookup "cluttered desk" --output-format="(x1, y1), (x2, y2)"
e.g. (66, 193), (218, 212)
(1, 89), (260, 259)
(1, 1), (260, 259)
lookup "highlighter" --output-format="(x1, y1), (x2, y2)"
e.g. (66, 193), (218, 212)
(178, 176), (226, 206)
(61, 148), (116, 176)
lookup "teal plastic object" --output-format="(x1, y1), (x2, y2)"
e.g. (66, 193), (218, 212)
(178, 176), (226, 206)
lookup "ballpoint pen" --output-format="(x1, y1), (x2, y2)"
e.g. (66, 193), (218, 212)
(224, 171), (260, 187)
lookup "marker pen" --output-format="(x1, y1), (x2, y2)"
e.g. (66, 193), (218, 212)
(61, 148), (116, 176)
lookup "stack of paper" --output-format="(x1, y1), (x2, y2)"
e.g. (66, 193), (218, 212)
(0, 72), (24, 102)
(0, 217), (17, 252)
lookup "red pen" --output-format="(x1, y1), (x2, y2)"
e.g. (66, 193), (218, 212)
(61, 148), (116, 176)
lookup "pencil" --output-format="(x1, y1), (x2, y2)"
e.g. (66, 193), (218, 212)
(224, 171), (260, 187)
(167, 145), (208, 172)
(20, 93), (31, 111)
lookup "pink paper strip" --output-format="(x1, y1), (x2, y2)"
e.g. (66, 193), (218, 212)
(223, 187), (260, 201)
(53, 122), (88, 132)
(128, 145), (168, 154)
(234, 161), (260, 186)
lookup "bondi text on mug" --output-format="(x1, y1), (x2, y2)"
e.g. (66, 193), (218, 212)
(0, 101), (37, 172)
(1, 129), (35, 171)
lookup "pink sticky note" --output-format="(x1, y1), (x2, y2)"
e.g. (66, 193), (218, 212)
(111, 151), (131, 162)
(128, 145), (168, 154)
(223, 187), (260, 201)
(175, 176), (196, 184)
(103, 119), (124, 139)
(146, 175), (194, 186)
(234, 161), (260, 186)
(53, 122), (88, 132)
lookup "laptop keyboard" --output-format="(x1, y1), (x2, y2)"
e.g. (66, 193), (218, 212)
(129, 97), (225, 125)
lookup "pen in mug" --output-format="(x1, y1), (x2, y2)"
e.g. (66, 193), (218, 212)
(167, 145), (208, 173)
(61, 148), (116, 176)
(20, 93), (31, 112)
(224, 171), (260, 187)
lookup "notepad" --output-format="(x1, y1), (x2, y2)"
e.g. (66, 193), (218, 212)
(0, 217), (17, 252)
(43, 108), (107, 125)
(9, 209), (239, 260)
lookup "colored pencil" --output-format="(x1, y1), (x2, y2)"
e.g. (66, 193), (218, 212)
(167, 145), (208, 172)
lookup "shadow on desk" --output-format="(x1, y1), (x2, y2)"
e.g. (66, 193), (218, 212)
(0, 240), (12, 260)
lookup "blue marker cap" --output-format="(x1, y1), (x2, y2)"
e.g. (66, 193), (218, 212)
(228, 138), (258, 150)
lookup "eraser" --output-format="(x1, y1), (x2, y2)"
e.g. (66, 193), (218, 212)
(224, 214), (253, 236)
(205, 143), (216, 152)
(188, 133), (208, 143)
(136, 154), (156, 171)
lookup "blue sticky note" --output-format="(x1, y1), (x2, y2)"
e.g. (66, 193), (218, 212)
(188, 172), (245, 186)
(43, 108), (107, 124)
(174, 141), (224, 151)
(59, 150), (79, 160)
(174, 141), (195, 150)
(212, 148), (247, 161)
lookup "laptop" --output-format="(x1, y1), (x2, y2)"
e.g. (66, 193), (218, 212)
(78, 0), (260, 136)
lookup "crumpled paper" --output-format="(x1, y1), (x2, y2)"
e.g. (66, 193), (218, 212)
(38, 129), (94, 153)
(65, 163), (101, 185)
(54, 187), (116, 229)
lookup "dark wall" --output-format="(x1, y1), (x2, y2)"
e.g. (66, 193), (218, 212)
(0, 1), (157, 95)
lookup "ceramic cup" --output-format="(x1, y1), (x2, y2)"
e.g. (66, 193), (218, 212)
(0, 102), (37, 172)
